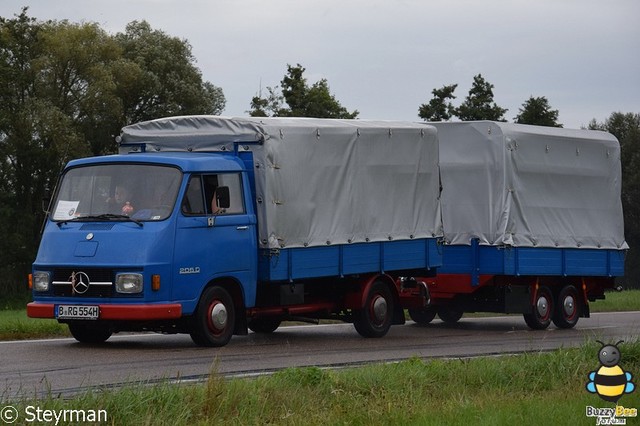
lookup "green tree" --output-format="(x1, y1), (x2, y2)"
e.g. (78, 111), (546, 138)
(0, 10), (91, 294)
(249, 86), (285, 117)
(589, 112), (640, 287)
(418, 84), (458, 121)
(37, 19), (122, 156)
(515, 96), (562, 127)
(456, 74), (507, 121)
(115, 21), (225, 127)
(0, 10), (226, 295)
(249, 64), (358, 119)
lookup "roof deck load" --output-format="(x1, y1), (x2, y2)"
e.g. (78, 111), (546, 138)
(431, 121), (627, 251)
(120, 116), (443, 250)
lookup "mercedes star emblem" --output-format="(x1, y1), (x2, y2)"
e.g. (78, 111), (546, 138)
(69, 271), (91, 294)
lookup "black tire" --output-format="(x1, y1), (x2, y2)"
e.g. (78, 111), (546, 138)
(523, 285), (553, 330)
(408, 306), (438, 325)
(552, 285), (581, 329)
(68, 322), (112, 344)
(437, 307), (464, 324)
(190, 286), (235, 347)
(353, 280), (394, 338)
(248, 317), (282, 333)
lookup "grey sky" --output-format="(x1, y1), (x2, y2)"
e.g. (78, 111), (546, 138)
(2, 0), (638, 128)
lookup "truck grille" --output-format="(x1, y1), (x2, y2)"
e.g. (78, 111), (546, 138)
(52, 268), (114, 297)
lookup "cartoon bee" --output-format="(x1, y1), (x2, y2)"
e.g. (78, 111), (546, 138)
(586, 340), (635, 403)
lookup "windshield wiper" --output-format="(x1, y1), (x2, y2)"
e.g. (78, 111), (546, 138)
(57, 214), (143, 227)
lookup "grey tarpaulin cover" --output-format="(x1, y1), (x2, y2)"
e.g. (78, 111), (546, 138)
(430, 121), (627, 250)
(120, 116), (443, 249)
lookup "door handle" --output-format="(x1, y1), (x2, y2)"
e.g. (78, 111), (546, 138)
(236, 226), (249, 230)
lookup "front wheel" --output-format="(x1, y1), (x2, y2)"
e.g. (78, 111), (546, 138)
(353, 280), (394, 338)
(190, 286), (235, 347)
(68, 322), (112, 344)
(552, 285), (581, 329)
(523, 285), (553, 330)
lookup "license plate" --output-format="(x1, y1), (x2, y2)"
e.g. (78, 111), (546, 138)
(57, 305), (99, 320)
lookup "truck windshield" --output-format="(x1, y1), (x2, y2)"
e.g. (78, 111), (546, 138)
(51, 164), (182, 222)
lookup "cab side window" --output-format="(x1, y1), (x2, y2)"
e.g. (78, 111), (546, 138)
(212, 173), (245, 215)
(181, 176), (205, 215)
(182, 173), (245, 216)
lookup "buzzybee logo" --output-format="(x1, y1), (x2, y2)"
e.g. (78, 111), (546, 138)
(585, 341), (637, 425)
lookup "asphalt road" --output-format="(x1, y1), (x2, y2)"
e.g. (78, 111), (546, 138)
(1, 312), (639, 399)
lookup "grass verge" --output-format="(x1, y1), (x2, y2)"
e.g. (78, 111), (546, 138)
(0, 310), (69, 340)
(3, 342), (639, 425)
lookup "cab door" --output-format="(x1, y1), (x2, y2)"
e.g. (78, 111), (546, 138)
(174, 172), (257, 311)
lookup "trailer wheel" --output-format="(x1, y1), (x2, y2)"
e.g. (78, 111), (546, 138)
(408, 306), (437, 325)
(248, 317), (282, 333)
(68, 322), (112, 344)
(190, 286), (235, 347)
(353, 280), (394, 338)
(437, 307), (464, 324)
(552, 285), (580, 329)
(523, 285), (553, 330)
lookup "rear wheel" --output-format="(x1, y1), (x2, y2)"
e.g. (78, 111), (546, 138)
(190, 286), (235, 347)
(408, 306), (437, 325)
(523, 285), (553, 330)
(552, 285), (581, 329)
(68, 322), (112, 344)
(353, 280), (394, 338)
(248, 317), (282, 333)
(437, 307), (464, 324)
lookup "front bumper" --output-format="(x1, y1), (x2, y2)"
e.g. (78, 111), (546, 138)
(27, 302), (182, 320)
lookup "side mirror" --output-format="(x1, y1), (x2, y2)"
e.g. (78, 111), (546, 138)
(216, 186), (230, 209)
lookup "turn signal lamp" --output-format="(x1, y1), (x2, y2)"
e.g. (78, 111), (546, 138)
(152, 274), (161, 291)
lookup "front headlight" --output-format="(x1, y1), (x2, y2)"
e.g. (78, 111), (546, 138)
(115, 273), (143, 294)
(33, 271), (50, 292)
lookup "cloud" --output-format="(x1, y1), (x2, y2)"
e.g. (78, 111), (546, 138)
(2, 0), (638, 127)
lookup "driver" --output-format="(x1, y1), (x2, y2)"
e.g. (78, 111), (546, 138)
(108, 184), (135, 216)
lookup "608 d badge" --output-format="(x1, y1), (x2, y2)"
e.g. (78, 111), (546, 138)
(179, 267), (200, 275)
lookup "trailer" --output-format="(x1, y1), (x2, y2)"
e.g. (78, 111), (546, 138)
(409, 121), (627, 329)
(27, 116), (442, 346)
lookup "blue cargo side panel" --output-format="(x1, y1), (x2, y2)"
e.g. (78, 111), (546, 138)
(383, 239), (435, 272)
(439, 245), (473, 274)
(291, 247), (340, 279)
(609, 250), (625, 276)
(258, 238), (441, 282)
(342, 243), (380, 275)
(564, 249), (605, 276)
(440, 243), (626, 278)
(439, 244), (504, 275)
(503, 248), (563, 276)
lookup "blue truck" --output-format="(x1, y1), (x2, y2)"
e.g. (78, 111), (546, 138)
(27, 117), (442, 346)
(27, 117), (627, 346)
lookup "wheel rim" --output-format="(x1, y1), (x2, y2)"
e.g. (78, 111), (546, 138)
(207, 301), (228, 335)
(371, 294), (388, 325)
(562, 295), (576, 319)
(536, 295), (550, 319)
